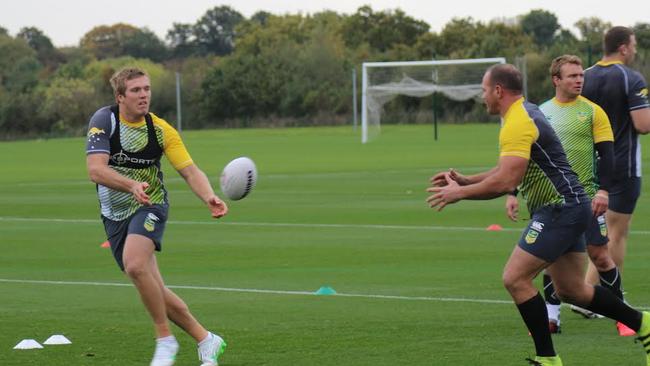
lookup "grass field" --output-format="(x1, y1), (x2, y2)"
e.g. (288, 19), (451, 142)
(1, 124), (650, 365)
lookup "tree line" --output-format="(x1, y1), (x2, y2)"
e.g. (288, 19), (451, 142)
(0, 6), (649, 139)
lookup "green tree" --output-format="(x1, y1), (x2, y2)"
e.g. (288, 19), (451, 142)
(633, 23), (650, 75)
(82, 56), (172, 109)
(167, 23), (196, 58)
(54, 47), (94, 79)
(477, 22), (534, 59)
(250, 11), (272, 26)
(436, 18), (481, 58)
(39, 77), (98, 134)
(634, 23), (650, 50)
(122, 28), (169, 62)
(0, 34), (41, 92)
(80, 24), (167, 62)
(17, 26), (64, 71)
(342, 5), (429, 52)
(575, 17), (611, 60)
(201, 13), (351, 125)
(193, 5), (244, 56)
(520, 9), (559, 48)
(80, 23), (140, 59)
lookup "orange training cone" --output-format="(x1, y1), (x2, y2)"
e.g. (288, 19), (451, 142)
(100, 241), (110, 248)
(486, 224), (503, 231)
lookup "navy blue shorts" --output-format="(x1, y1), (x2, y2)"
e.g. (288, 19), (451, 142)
(102, 204), (168, 271)
(609, 177), (641, 214)
(517, 202), (591, 263)
(585, 213), (608, 246)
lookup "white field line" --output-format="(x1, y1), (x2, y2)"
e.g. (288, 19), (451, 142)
(0, 278), (512, 304)
(2, 216), (650, 235)
(2, 278), (648, 310)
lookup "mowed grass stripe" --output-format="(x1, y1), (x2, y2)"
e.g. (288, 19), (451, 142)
(4, 216), (650, 235)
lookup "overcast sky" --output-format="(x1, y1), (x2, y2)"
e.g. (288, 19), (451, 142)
(1, 0), (647, 47)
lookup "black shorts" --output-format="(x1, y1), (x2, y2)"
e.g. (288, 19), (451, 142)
(609, 177), (641, 214)
(586, 214), (608, 246)
(517, 202), (591, 263)
(102, 204), (168, 271)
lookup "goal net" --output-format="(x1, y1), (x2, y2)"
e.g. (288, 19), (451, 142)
(361, 58), (506, 143)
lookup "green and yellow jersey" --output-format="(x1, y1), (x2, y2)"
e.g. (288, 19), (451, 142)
(539, 96), (614, 198)
(500, 98), (587, 213)
(86, 105), (193, 221)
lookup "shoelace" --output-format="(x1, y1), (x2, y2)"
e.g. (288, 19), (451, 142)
(525, 358), (542, 365)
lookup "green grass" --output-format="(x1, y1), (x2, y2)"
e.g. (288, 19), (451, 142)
(1, 124), (650, 365)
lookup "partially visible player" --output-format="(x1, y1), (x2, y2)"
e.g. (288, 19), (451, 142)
(86, 67), (228, 366)
(428, 63), (650, 366)
(581, 26), (650, 301)
(505, 55), (628, 335)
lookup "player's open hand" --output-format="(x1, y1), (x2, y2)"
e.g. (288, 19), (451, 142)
(130, 182), (151, 206)
(426, 173), (462, 211)
(505, 194), (519, 222)
(207, 196), (229, 219)
(592, 190), (608, 217)
(430, 168), (469, 187)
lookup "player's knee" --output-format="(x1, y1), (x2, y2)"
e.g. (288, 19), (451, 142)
(124, 261), (148, 279)
(502, 271), (522, 294)
(589, 251), (613, 271)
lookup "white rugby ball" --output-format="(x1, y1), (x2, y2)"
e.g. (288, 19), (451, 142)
(220, 157), (257, 200)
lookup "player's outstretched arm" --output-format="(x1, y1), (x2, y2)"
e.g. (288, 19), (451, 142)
(86, 153), (151, 205)
(178, 164), (228, 219)
(457, 156), (527, 200)
(430, 167), (498, 187)
(427, 156), (527, 211)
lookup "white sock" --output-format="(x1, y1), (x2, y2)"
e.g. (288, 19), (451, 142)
(546, 303), (561, 324)
(198, 332), (214, 346)
(157, 335), (177, 343)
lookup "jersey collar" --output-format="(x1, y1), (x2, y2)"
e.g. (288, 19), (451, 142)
(596, 60), (624, 66)
(119, 113), (146, 127)
(551, 96), (580, 106)
(503, 97), (525, 121)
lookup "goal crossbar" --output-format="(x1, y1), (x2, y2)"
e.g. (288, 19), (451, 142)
(361, 57), (506, 143)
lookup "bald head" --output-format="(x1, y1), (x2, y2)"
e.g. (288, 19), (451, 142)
(485, 64), (523, 94)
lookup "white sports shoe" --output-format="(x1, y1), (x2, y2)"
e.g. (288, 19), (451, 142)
(150, 336), (179, 366)
(198, 332), (227, 366)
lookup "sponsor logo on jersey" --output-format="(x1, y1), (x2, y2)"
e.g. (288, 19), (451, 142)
(577, 112), (588, 122)
(88, 127), (105, 137)
(144, 213), (159, 232)
(111, 151), (157, 166)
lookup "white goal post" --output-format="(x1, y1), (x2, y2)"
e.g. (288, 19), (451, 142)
(361, 57), (506, 143)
